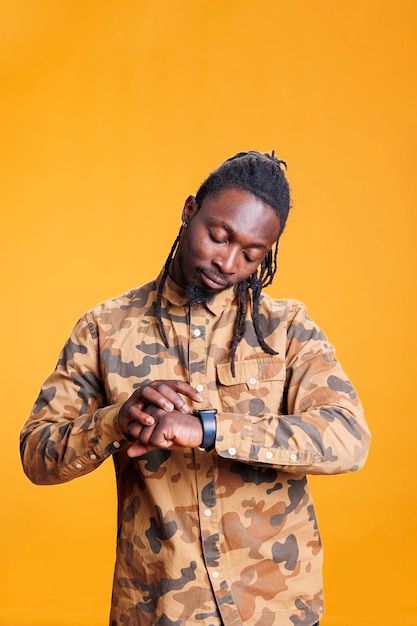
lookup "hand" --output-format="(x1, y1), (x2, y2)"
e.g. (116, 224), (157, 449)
(118, 380), (203, 442)
(126, 405), (203, 457)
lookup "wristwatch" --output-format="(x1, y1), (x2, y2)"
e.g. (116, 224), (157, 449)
(193, 408), (217, 450)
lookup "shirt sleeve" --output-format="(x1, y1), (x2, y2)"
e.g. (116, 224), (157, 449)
(20, 313), (129, 485)
(215, 302), (371, 474)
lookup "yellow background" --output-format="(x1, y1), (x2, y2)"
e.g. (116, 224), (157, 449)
(1, 1), (416, 624)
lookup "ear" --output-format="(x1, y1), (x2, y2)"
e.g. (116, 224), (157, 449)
(181, 195), (198, 225)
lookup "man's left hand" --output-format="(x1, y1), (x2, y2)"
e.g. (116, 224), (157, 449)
(126, 405), (203, 457)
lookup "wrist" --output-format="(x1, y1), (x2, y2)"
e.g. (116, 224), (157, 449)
(193, 409), (217, 450)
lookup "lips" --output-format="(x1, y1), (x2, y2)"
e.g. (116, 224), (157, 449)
(199, 269), (230, 290)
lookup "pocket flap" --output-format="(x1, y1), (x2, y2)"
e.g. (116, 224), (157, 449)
(217, 357), (285, 388)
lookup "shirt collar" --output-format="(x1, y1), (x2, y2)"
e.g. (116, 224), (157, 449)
(156, 269), (237, 317)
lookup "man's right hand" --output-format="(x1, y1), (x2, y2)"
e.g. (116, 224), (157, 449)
(118, 380), (203, 442)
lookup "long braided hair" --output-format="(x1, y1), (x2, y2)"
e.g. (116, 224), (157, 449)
(156, 150), (291, 375)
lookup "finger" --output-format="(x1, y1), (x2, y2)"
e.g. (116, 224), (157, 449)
(168, 380), (204, 403)
(123, 403), (156, 425)
(140, 385), (176, 412)
(127, 420), (142, 440)
(138, 424), (155, 446)
(126, 442), (155, 457)
(150, 381), (204, 412)
(141, 384), (191, 413)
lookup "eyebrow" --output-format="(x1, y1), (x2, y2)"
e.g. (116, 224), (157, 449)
(218, 221), (268, 250)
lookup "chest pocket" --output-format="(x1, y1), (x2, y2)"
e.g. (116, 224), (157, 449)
(216, 356), (286, 417)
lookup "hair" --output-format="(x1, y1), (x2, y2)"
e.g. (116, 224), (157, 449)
(156, 150), (291, 375)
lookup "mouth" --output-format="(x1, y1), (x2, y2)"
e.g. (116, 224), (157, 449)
(199, 269), (231, 291)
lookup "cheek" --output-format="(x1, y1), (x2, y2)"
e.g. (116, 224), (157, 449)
(186, 228), (211, 260)
(238, 255), (267, 281)
(237, 265), (257, 282)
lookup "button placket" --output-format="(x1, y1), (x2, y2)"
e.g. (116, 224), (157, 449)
(189, 310), (207, 400)
(197, 474), (222, 586)
(190, 311), (228, 598)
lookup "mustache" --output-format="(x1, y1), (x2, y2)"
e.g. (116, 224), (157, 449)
(197, 267), (233, 288)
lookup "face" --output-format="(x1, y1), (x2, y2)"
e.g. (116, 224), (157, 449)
(170, 188), (281, 300)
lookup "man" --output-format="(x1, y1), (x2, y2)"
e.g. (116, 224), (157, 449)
(20, 151), (370, 626)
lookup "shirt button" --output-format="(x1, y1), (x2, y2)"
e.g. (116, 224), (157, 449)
(204, 509), (212, 517)
(196, 384), (204, 393)
(193, 328), (201, 337)
(90, 453), (97, 460)
(113, 441), (121, 449)
(228, 447), (236, 456)
(289, 453), (297, 461)
(249, 377), (257, 385)
(75, 463), (82, 469)
(265, 451), (273, 460)
(212, 571), (219, 579)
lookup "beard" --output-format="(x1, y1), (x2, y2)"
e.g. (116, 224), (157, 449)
(175, 250), (232, 307)
(185, 282), (216, 307)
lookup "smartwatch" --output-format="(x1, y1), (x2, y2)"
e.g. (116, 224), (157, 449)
(193, 408), (217, 450)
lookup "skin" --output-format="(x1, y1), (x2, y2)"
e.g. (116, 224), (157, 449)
(119, 187), (281, 457)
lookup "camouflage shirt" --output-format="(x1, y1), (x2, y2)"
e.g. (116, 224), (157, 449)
(20, 273), (370, 626)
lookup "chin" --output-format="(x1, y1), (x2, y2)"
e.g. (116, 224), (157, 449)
(185, 283), (215, 306)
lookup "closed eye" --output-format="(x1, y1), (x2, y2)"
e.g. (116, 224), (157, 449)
(209, 230), (228, 244)
(242, 250), (255, 263)
(209, 229), (259, 262)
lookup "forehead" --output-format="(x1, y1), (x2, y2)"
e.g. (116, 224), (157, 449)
(198, 188), (280, 247)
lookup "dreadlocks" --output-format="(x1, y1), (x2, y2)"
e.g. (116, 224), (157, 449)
(156, 150), (291, 375)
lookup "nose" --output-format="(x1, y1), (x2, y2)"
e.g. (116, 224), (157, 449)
(213, 245), (240, 275)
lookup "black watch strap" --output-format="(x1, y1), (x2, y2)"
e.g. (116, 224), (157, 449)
(193, 408), (217, 450)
